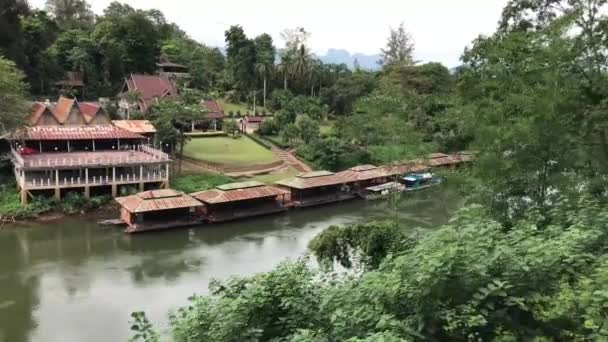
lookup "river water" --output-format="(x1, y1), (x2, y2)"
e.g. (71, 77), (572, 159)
(0, 188), (461, 342)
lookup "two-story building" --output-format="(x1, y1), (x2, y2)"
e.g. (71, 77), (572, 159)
(10, 96), (171, 205)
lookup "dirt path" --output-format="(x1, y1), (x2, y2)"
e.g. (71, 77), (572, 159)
(271, 147), (312, 173)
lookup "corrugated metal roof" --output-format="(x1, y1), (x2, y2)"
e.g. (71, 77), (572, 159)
(217, 181), (264, 191)
(191, 183), (289, 204)
(336, 165), (388, 182)
(17, 125), (144, 141)
(275, 171), (349, 189)
(112, 120), (156, 134)
(425, 153), (460, 167)
(116, 189), (202, 213)
(381, 162), (430, 177)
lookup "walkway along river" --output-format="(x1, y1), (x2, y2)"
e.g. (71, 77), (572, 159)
(0, 187), (462, 342)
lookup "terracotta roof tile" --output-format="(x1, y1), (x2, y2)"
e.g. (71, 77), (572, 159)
(18, 125), (144, 140)
(336, 165), (389, 182)
(28, 102), (48, 125)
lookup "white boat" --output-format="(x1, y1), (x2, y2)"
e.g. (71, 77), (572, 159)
(362, 182), (406, 200)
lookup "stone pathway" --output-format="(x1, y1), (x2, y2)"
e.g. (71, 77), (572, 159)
(271, 147), (312, 173)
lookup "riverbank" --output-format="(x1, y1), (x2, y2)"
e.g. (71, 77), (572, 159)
(0, 187), (462, 342)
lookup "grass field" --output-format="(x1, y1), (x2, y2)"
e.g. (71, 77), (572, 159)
(218, 100), (267, 116)
(320, 120), (335, 135)
(183, 136), (279, 167)
(244, 167), (298, 184)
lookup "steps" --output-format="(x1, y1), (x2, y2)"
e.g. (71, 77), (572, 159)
(271, 147), (312, 173)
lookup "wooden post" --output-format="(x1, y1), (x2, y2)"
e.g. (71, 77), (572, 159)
(20, 188), (28, 205)
(67, 140), (71, 152)
(38, 141), (42, 153)
(111, 167), (117, 197)
(92, 140), (96, 152)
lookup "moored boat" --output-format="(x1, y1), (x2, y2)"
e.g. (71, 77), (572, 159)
(403, 173), (441, 192)
(361, 182), (405, 200)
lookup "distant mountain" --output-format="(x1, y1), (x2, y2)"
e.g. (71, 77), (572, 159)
(318, 49), (381, 70)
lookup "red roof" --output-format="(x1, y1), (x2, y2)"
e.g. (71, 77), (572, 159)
(28, 102), (49, 125)
(116, 189), (202, 213)
(78, 102), (102, 124)
(191, 181), (289, 204)
(381, 162), (430, 177)
(245, 116), (264, 123)
(53, 96), (76, 124)
(275, 171), (350, 190)
(124, 74), (178, 112)
(202, 100), (224, 119)
(18, 125), (144, 141)
(336, 165), (388, 182)
(112, 120), (156, 134)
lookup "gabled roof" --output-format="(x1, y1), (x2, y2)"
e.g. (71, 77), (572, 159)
(381, 162), (430, 177)
(53, 96), (76, 124)
(275, 171), (349, 190)
(77, 102), (103, 124)
(191, 181), (289, 204)
(123, 74), (178, 112)
(28, 102), (51, 125)
(55, 71), (84, 87)
(116, 189), (202, 213)
(112, 120), (156, 134)
(336, 165), (388, 182)
(202, 100), (224, 119)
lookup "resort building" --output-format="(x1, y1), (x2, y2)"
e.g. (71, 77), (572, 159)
(336, 165), (389, 195)
(275, 171), (355, 207)
(240, 116), (264, 134)
(112, 120), (157, 140)
(382, 160), (431, 178)
(157, 58), (190, 79)
(190, 181), (290, 222)
(11, 96), (171, 205)
(119, 73), (179, 114)
(192, 100), (224, 132)
(115, 189), (203, 233)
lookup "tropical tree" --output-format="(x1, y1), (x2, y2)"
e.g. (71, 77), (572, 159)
(379, 22), (415, 67)
(254, 33), (276, 108)
(45, 0), (95, 29)
(0, 57), (28, 132)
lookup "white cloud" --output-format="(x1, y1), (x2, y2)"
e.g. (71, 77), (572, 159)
(29, 0), (508, 67)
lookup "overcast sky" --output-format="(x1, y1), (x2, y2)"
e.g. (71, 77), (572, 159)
(29, 0), (509, 67)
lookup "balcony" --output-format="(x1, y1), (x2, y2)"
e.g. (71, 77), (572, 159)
(12, 145), (170, 170)
(24, 171), (168, 190)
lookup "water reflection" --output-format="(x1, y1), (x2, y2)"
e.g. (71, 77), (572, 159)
(0, 187), (461, 342)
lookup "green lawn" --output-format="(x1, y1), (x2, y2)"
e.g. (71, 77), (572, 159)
(320, 120), (335, 135)
(218, 100), (267, 117)
(183, 136), (279, 167)
(244, 167), (298, 184)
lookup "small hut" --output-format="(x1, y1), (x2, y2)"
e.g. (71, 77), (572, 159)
(425, 153), (460, 168)
(336, 165), (389, 194)
(115, 189), (203, 233)
(190, 181), (289, 222)
(275, 171), (355, 207)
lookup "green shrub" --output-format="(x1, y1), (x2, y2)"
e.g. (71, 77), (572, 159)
(60, 192), (111, 215)
(171, 173), (234, 193)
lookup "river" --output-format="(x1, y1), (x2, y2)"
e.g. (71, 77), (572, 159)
(0, 187), (461, 342)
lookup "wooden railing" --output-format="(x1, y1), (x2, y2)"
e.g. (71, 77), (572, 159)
(25, 172), (168, 189)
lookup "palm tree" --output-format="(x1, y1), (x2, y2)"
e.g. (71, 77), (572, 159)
(292, 44), (311, 81)
(308, 59), (322, 97)
(277, 55), (292, 91)
(255, 63), (272, 109)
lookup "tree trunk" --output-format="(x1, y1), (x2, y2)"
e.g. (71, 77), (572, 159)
(178, 133), (185, 175)
(253, 91), (256, 114)
(283, 73), (287, 90)
(311, 83), (314, 97)
(263, 76), (267, 109)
